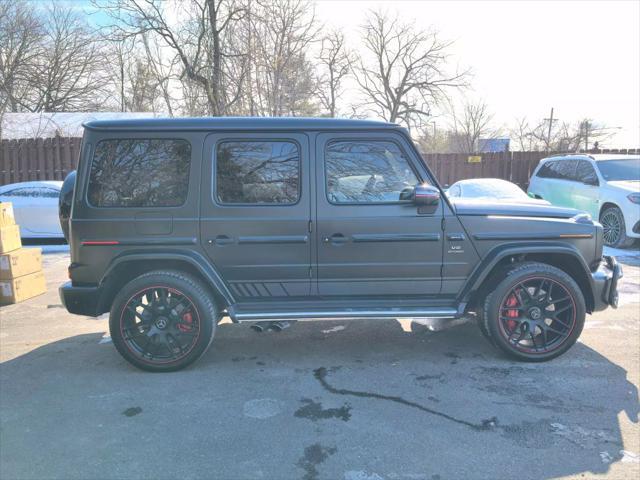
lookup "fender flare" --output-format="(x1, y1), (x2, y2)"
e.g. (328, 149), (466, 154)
(458, 242), (593, 304)
(98, 249), (235, 308)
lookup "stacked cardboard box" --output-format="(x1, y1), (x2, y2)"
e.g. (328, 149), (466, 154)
(0, 202), (46, 304)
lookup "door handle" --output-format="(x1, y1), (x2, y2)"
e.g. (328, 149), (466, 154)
(208, 235), (234, 246)
(323, 233), (349, 245)
(447, 233), (466, 241)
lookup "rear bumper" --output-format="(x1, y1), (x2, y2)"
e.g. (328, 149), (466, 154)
(59, 281), (103, 317)
(591, 255), (623, 312)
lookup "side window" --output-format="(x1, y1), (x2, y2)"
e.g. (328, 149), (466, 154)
(575, 160), (599, 185)
(216, 141), (300, 204)
(0, 187), (58, 198)
(536, 161), (556, 178)
(325, 140), (420, 204)
(88, 139), (191, 207)
(1, 188), (29, 197)
(554, 160), (578, 181)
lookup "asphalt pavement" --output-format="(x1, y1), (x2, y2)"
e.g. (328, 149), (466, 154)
(0, 250), (638, 480)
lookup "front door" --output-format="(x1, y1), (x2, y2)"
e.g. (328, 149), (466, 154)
(315, 132), (443, 297)
(201, 133), (312, 300)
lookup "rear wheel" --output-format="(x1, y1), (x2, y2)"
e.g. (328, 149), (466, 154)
(600, 205), (634, 248)
(109, 270), (217, 372)
(482, 262), (585, 362)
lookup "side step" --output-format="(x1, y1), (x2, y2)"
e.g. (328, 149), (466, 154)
(228, 306), (459, 323)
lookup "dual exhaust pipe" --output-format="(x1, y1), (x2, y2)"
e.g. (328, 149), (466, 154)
(250, 321), (292, 333)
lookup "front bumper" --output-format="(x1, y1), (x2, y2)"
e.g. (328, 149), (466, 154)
(59, 281), (103, 317)
(591, 255), (623, 311)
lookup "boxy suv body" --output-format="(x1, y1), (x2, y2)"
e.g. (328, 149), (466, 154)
(59, 118), (621, 371)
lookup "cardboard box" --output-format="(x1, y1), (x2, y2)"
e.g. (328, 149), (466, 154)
(0, 224), (22, 254)
(0, 202), (15, 227)
(0, 248), (42, 280)
(0, 270), (46, 304)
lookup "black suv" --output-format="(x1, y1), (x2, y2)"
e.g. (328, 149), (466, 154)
(58, 118), (621, 371)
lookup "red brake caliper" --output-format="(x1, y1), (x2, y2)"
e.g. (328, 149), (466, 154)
(505, 294), (519, 331)
(178, 312), (193, 332)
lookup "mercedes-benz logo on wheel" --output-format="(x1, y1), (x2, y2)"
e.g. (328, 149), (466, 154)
(155, 318), (168, 329)
(528, 307), (542, 320)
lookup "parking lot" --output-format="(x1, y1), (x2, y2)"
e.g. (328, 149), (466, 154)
(1, 249), (639, 480)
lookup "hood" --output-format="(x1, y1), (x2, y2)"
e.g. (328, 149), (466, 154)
(607, 180), (640, 193)
(450, 198), (581, 218)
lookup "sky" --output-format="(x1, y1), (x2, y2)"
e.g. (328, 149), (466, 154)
(74, 0), (640, 147)
(312, 0), (640, 148)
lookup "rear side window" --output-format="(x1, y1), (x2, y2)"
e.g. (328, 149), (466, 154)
(216, 141), (300, 204)
(88, 139), (191, 207)
(325, 140), (420, 204)
(536, 160), (578, 181)
(536, 161), (556, 178)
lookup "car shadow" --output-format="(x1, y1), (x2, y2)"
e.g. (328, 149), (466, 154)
(1, 320), (638, 480)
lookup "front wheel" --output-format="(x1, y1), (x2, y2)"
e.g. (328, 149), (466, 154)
(482, 262), (586, 362)
(109, 270), (217, 372)
(600, 206), (635, 248)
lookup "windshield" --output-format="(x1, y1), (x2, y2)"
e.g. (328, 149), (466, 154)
(596, 159), (640, 181)
(462, 181), (526, 199)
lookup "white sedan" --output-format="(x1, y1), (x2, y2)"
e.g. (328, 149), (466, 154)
(447, 178), (551, 205)
(0, 181), (64, 238)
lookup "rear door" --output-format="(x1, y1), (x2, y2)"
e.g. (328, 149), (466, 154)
(314, 132), (443, 297)
(573, 160), (601, 218)
(535, 159), (579, 207)
(200, 133), (312, 299)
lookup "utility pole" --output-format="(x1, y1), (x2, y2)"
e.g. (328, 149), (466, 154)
(583, 120), (591, 151)
(544, 107), (555, 151)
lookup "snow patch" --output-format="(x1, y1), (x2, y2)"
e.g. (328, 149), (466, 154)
(322, 325), (346, 334)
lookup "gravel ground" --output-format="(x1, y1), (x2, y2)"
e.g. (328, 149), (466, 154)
(0, 250), (638, 480)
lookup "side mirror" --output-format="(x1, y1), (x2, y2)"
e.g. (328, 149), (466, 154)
(412, 183), (441, 206)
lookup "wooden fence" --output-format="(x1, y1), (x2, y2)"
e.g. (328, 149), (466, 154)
(0, 136), (637, 187)
(0, 137), (82, 185)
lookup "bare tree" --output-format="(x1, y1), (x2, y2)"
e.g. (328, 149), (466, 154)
(528, 119), (587, 152)
(354, 10), (468, 129)
(25, 3), (108, 112)
(249, 0), (320, 117)
(316, 30), (353, 117)
(0, 1), (42, 127)
(449, 100), (501, 153)
(509, 117), (534, 151)
(99, 0), (248, 116)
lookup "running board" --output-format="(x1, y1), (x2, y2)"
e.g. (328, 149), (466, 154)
(229, 307), (459, 323)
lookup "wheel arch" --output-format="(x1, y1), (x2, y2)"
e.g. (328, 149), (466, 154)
(599, 201), (620, 219)
(462, 243), (595, 313)
(97, 251), (234, 315)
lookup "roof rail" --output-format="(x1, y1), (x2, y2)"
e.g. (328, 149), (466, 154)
(547, 153), (595, 160)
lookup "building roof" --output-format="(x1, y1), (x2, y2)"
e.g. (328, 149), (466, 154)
(83, 116), (400, 132)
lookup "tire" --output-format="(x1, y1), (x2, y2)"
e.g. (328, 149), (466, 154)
(109, 270), (218, 372)
(600, 205), (635, 248)
(482, 262), (586, 362)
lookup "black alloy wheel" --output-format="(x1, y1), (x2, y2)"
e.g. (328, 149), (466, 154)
(110, 271), (217, 372)
(120, 286), (201, 364)
(497, 277), (576, 354)
(482, 262), (586, 362)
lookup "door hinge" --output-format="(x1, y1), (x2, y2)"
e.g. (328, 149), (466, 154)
(308, 220), (313, 233)
(441, 217), (446, 231)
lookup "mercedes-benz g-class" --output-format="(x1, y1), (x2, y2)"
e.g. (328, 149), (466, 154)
(58, 118), (621, 371)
